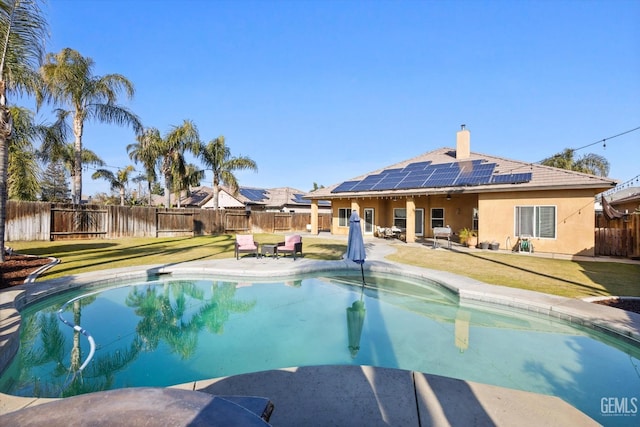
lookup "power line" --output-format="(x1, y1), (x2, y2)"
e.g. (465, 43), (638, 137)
(571, 125), (640, 152)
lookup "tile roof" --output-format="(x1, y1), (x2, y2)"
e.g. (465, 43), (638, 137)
(181, 186), (329, 208)
(307, 147), (618, 199)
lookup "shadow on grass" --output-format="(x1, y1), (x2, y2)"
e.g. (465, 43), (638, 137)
(450, 247), (608, 295)
(302, 242), (346, 260)
(40, 236), (237, 278)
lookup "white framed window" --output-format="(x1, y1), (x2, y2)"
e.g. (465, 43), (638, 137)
(515, 206), (556, 238)
(393, 208), (406, 229)
(431, 208), (445, 229)
(338, 208), (352, 227)
(472, 208), (479, 231)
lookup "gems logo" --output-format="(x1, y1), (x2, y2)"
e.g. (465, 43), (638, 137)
(600, 397), (638, 417)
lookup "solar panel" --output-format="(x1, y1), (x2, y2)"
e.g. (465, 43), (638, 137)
(402, 161), (431, 171)
(239, 188), (267, 201)
(423, 165), (460, 187)
(331, 181), (360, 193)
(491, 173), (532, 184)
(455, 163), (495, 185)
(373, 170), (410, 190)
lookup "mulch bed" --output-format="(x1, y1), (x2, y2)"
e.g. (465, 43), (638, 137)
(0, 254), (52, 289)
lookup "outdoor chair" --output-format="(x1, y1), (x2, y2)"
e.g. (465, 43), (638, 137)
(383, 227), (395, 239)
(235, 234), (258, 259)
(277, 234), (303, 260)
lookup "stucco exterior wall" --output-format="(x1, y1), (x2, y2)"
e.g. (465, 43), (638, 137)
(478, 190), (597, 256)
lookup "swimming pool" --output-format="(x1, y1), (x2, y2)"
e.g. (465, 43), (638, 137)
(1, 271), (638, 426)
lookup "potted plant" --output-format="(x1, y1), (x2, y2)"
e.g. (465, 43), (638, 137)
(458, 228), (478, 247)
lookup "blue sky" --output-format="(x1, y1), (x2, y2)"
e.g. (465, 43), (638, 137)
(34, 0), (640, 197)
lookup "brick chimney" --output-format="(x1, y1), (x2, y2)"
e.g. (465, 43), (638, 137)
(456, 124), (470, 160)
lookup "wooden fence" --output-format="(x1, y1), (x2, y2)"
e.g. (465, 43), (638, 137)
(5, 201), (331, 241)
(594, 213), (639, 258)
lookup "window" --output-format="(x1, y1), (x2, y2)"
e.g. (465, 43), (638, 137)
(393, 208), (406, 229)
(472, 208), (479, 231)
(515, 206), (556, 238)
(431, 208), (444, 229)
(338, 208), (352, 227)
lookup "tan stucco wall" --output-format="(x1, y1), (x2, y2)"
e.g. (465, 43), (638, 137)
(478, 190), (597, 256)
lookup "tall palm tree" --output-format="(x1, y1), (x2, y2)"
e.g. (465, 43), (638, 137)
(38, 48), (142, 204)
(541, 148), (610, 177)
(151, 120), (200, 208)
(198, 136), (257, 210)
(127, 128), (160, 206)
(0, 0), (48, 262)
(92, 165), (135, 206)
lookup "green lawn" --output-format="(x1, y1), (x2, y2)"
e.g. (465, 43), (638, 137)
(8, 236), (640, 299)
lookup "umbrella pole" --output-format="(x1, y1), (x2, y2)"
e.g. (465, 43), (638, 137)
(360, 264), (366, 297)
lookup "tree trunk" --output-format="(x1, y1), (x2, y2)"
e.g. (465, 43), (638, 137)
(0, 81), (11, 262)
(164, 174), (171, 208)
(73, 113), (84, 205)
(120, 188), (125, 206)
(212, 175), (219, 210)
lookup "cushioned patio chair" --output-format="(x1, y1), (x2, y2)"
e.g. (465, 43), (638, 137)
(277, 234), (303, 260)
(235, 234), (258, 260)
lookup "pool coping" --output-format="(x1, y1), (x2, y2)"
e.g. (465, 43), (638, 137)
(1, 241), (639, 424)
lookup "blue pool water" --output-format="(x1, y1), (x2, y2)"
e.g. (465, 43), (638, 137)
(1, 272), (638, 426)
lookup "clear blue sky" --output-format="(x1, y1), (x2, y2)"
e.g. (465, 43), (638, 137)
(36, 0), (640, 197)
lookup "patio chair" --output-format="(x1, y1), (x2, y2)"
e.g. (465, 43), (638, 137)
(383, 227), (395, 239)
(235, 234), (258, 260)
(277, 234), (303, 260)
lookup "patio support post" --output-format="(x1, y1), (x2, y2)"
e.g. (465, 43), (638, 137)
(311, 201), (319, 234)
(406, 198), (416, 243)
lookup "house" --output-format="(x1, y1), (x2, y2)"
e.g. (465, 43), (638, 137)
(180, 186), (245, 210)
(305, 126), (617, 256)
(608, 187), (640, 214)
(181, 185), (331, 213)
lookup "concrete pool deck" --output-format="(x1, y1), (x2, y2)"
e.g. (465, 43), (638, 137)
(1, 236), (639, 425)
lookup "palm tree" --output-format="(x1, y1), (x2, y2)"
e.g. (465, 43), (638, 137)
(92, 165), (135, 206)
(127, 128), (159, 205)
(149, 120), (200, 208)
(198, 136), (258, 209)
(541, 148), (610, 177)
(38, 48), (142, 204)
(39, 142), (106, 185)
(8, 106), (43, 200)
(0, 0), (48, 262)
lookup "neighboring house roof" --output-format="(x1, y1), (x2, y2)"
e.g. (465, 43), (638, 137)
(608, 187), (640, 213)
(181, 186), (245, 209)
(306, 147), (617, 199)
(180, 187), (214, 207)
(180, 186), (331, 210)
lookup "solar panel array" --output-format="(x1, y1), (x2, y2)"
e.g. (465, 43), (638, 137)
(293, 193), (330, 206)
(332, 160), (532, 193)
(239, 188), (268, 202)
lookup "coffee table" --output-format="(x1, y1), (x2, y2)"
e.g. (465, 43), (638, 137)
(260, 244), (278, 258)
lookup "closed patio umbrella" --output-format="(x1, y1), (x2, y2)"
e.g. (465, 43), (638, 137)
(346, 211), (366, 288)
(346, 211), (367, 357)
